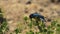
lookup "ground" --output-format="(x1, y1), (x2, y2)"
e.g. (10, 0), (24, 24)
(0, 0), (60, 34)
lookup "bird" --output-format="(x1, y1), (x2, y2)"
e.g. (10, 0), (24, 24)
(29, 13), (46, 32)
(29, 13), (46, 22)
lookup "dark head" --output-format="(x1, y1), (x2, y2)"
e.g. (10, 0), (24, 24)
(29, 13), (39, 19)
(29, 14), (34, 19)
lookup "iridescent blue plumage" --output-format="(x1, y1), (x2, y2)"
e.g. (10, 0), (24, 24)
(29, 13), (46, 22)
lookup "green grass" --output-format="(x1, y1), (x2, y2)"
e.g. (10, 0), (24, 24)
(0, 8), (8, 34)
(0, 19), (8, 34)
(0, 15), (60, 34)
(26, 30), (34, 34)
(24, 16), (60, 34)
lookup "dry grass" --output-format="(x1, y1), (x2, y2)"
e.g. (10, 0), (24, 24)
(0, 0), (60, 34)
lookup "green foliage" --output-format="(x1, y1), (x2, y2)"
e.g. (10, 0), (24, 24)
(0, 11), (8, 34)
(28, 21), (33, 28)
(43, 28), (47, 32)
(15, 27), (22, 34)
(23, 16), (60, 34)
(32, 21), (37, 26)
(56, 24), (60, 31)
(56, 27), (60, 31)
(57, 24), (60, 27)
(24, 16), (28, 21)
(41, 22), (45, 28)
(47, 30), (54, 34)
(0, 14), (3, 17)
(0, 19), (8, 34)
(35, 32), (40, 34)
(0, 28), (3, 34)
(51, 21), (57, 27)
(1, 21), (7, 29)
(15, 28), (20, 34)
(26, 30), (34, 34)
(10, 33), (12, 34)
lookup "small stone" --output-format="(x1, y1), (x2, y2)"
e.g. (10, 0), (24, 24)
(18, 0), (21, 3)
(50, 0), (55, 3)
(47, 19), (51, 22)
(26, 1), (31, 4)
(25, 10), (28, 13)
(39, 9), (43, 12)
